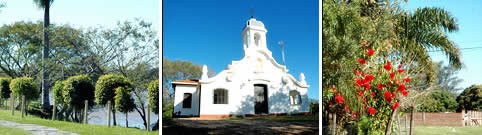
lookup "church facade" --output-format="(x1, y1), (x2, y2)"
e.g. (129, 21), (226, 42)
(172, 18), (309, 118)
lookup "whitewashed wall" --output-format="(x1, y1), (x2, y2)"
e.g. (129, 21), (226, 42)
(173, 85), (200, 116)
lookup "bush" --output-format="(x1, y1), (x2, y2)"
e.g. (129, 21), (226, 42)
(95, 74), (131, 105)
(0, 77), (12, 99)
(114, 86), (135, 113)
(418, 91), (458, 112)
(63, 75), (95, 110)
(9, 77), (39, 101)
(52, 81), (65, 105)
(147, 79), (159, 114)
(457, 85), (482, 111)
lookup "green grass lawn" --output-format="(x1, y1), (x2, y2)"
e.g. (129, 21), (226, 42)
(414, 126), (482, 135)
(225, 114), (319, 121)
(0, 110), (158, 135)
(0, 125), (31, 135)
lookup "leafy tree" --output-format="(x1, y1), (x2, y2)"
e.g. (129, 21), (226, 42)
(456, 85), (481, 111)
(52, 81), (65, 105)
(33, 0), (55, 110)
(162, 58), (215, 100)
(433, 61), (463, 94)
(9, 77), (39, 101)
(114, 86), (135, 128)
(0, 77), (11, 100)
(148, 79), (159, 114)
(95, 74), (131, 126)
(418, 91), (458, 112)
(63, 75), (95, 122)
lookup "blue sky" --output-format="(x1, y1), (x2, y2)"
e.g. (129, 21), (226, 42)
(163, 0), (319, 99)
(0, 0), (159, 29)
(405, 0), (482, 91)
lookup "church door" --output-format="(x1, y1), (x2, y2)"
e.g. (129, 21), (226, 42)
(254, 84), (268, 114)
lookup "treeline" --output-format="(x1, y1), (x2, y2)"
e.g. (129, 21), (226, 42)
(0, 19), (159, 129)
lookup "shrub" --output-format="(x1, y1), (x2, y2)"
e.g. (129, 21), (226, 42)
(114, 86), (135, 113)
(52, 81), (65, 105)
(9, 77), (39, 101)
(0, 77), (12, 99)
(147, 79), (159, 114)
(63, 75), (95, 110)
(95, 74), (131, 105)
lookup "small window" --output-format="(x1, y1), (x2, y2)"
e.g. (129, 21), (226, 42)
(289, 90), (301, 105)
(183, 93), (192, 108)
(213, 89), (228, 104)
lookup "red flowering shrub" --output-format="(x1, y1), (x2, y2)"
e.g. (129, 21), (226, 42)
(335, 96), (344, 104)
(392, 102), (399, 110)
(368, 106), (376, 115)
(367, 49), (374, 56)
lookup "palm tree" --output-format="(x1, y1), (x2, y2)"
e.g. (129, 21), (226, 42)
(398, 7), (462, 77)
(33, 0), (54, 110)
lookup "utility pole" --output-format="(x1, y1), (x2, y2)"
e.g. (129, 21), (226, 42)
(279, 41), (286, 66)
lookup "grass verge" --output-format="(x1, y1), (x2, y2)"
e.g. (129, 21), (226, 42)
(0, 110), (158, 135)
(414, 126), (482, 135)
(0, 125), (31, 135)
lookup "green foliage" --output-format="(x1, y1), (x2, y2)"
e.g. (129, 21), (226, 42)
(9, 77), (39, 101)
(95, 74), (131, 105)
(456, 85), (482, 111)
(418, 91), (458, 112)
(147, 79), (159, 114)
(0, 77), (11, 99)
(114, 86), (135, 113)
(162, 99), (173, 120)
(63, 75), (95, 110)
(52, 81), (65, 105)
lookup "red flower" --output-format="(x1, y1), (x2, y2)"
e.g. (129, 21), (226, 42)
(384, 91), (392, 102)
(358, 58), (367, 64)
(398, 64), (402, 69)
(397, 69), (405, 73)
(344, 108), (350, 112)
(356, 79), (362, 86)
(392, 92), (396, 98)
(364, 83), (371, 90)
(384, 62), (392, 71)
(335, 96), (344, 104)
(392, 102), (399, 110)
(365, 74), (374, 82)
(398, 84), (406, 91)
(368, 107), (376, 115)
(357, 90), (364, 97)
(332, 87), (337, 92)
(404, 77), (410, 83)
(367, 49), (374, 56)
(402, 90), (408, 97)
(371, 92), (376, 96)
(390, 72), (396, 78)
(377, 83), (383, 90)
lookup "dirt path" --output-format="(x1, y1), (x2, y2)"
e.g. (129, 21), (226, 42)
(163, 118), (318, 135)
(0, 120), (79, 135)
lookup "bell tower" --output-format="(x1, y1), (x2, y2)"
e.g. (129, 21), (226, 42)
(241, 17), (270, 57)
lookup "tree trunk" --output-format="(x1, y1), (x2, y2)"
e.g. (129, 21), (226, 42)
(126, 113), (128, 128)
(112, 103), (117, 126)
(385, 109), (397, 135)
(41, 0), (51, 110)
(134, 102), (148, 129)
(410, 106), (415, 135)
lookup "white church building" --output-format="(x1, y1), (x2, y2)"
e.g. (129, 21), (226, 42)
(172, 17), (310, 118)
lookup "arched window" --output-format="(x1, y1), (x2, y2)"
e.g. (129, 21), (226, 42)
(289, 90), (302, 105)
(254, 33), (260, 46)
(213, 89), (228, 104)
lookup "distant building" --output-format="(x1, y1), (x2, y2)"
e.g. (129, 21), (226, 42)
(172, 17), (309, 118)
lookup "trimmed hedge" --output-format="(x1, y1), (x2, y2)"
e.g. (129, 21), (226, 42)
(115, 86), (135, 113)
(0, 77), (12, 99)
(52, 81), (65, 105)
(9, 77), (39, 101)
(147, 79), (159, 114)
(63, 75), (95, 110)
(95, 74), (131, 105)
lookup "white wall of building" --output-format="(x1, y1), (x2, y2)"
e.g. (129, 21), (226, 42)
(173, 85), (200, 116)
